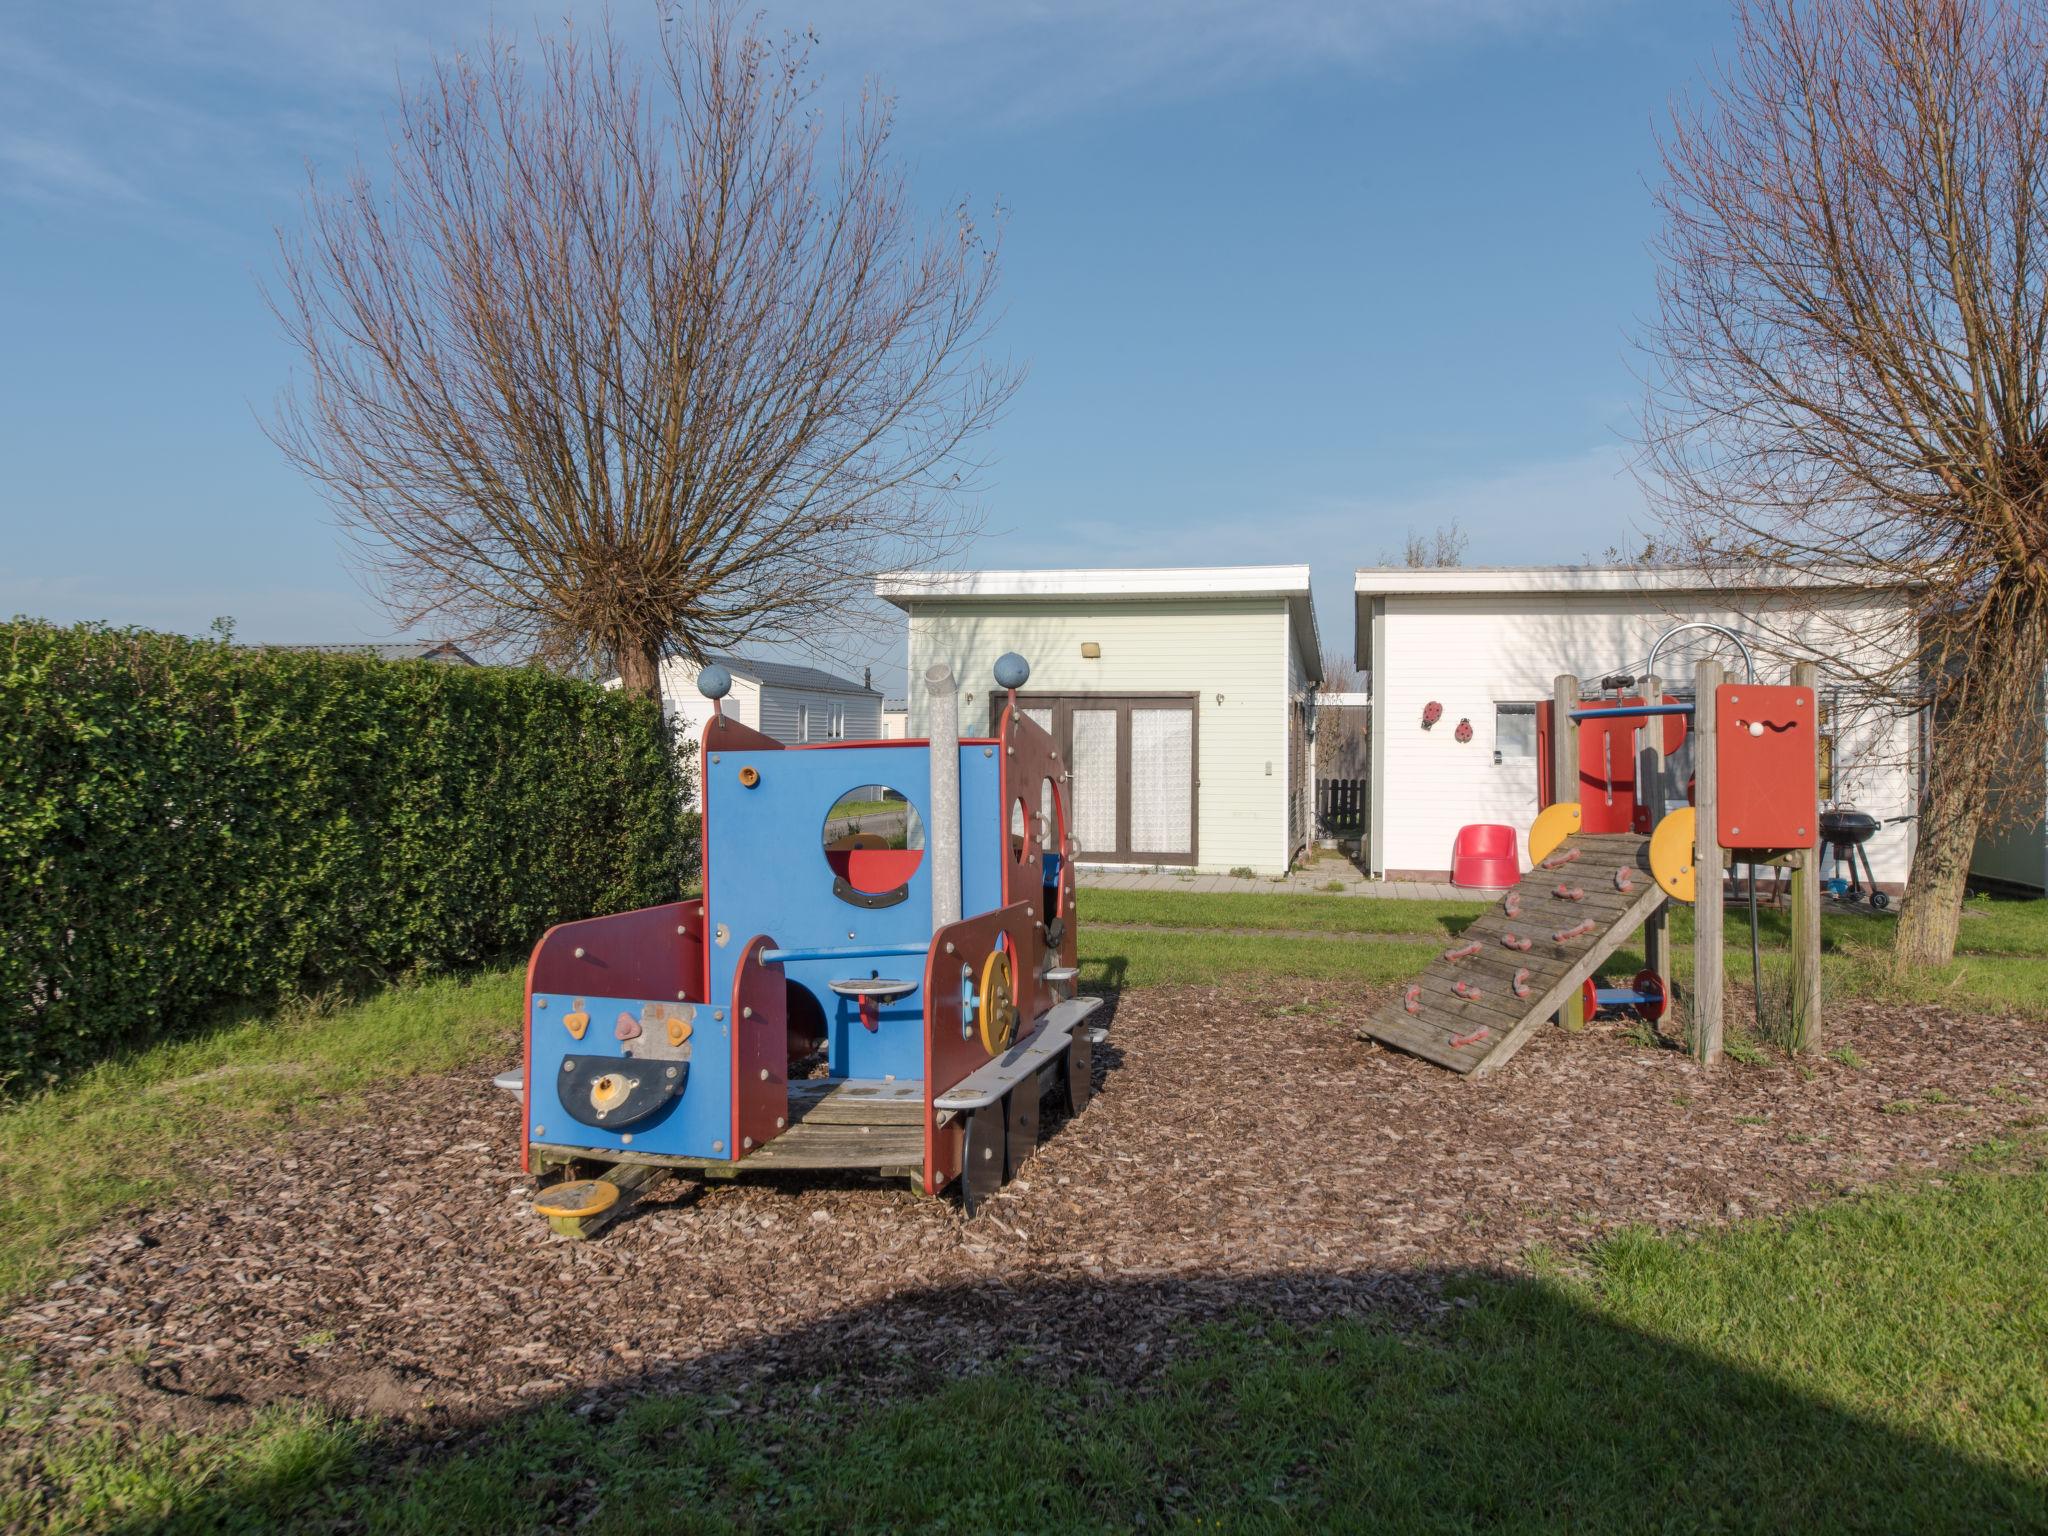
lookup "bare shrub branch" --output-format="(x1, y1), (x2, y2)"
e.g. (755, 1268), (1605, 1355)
(1638, 0), (2048, 964)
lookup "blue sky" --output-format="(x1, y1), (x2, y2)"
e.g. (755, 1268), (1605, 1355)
(0, 0), (1729, 688)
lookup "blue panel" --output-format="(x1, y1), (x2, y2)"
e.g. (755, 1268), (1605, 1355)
(527, 993), (732, 1158)
(703, 743), (1004, 1081)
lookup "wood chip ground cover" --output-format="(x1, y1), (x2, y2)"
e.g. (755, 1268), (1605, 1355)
(2, 985), (2041, 1438)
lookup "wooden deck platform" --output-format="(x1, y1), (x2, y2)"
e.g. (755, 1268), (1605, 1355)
(1362, 832), (1667, 1077)
(531, 1077), (925, 1182)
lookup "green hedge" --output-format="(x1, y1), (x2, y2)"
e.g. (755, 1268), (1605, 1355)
(0, 622), (692, 1091)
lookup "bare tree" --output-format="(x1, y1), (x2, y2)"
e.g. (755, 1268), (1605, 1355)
(1639, 0), (2048, 966)
(269, 4), (1016, 697)
(1378, 520), (1468, 569)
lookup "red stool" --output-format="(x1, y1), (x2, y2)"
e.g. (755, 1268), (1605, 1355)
(1451, 823), (1520, 889)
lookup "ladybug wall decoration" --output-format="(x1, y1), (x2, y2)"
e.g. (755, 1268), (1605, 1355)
(1421, 701), (1444, 729)
(1454, 717), (1474, 744)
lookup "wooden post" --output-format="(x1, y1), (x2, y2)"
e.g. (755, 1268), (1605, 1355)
(1692, 659), (1724, 1064)
(1641, 673), (1671, 1005)
(1788, 660), (1822, 1051)
(1552, 674), (1587, 1032)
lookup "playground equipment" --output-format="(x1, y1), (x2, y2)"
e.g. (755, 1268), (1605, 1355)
(1364, 634), (1825, 1075)
(510, 652), (1102, 1237)
(1450, 823), (1520, 890)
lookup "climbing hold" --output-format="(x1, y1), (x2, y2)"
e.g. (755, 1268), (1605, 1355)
(1501, 931), (1532, 952)
(1541, 847), (1582, 870)
(614, 1012), (642, 1041)
(1553, 883), (1584, 902)
(1512, 967), (1533, 999)
(667, 1016), (693, 1048)
(1449, 1026), (1490, 1048)
(1553, 919), (1596, 943)
(562, 1006), (589, 1041)
(1502, 892), (1522, 918)
(1404, 983), (1423, 1016)
(1452, 979), (1485, 1001)
(1614, 867), (1635, 893)
(1443, 941), (1482, 962)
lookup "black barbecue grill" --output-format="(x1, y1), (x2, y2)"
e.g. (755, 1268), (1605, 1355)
(1818, 808), (1889, 909)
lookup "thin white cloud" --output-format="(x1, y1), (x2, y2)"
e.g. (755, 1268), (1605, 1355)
(796, 0), (1608, 119)
(0, 130), (146, 205)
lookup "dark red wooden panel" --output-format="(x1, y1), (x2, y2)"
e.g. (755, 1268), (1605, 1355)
(920, 900), (1037, 1194)
(519, 899), (705, 1171)
(731, 935), (790, 1160)
(996, 699), (1066, 1018)
(1715, 683), (1817, 850)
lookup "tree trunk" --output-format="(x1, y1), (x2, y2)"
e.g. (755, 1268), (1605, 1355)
(616, 639), (664, 703)
(1893, 729), (1985, 969)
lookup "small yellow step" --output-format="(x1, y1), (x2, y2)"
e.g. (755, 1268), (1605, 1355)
(533, 1178), (620, 1220)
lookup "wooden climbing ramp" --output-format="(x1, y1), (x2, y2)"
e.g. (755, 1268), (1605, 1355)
(1363, 833), (1668, 1078)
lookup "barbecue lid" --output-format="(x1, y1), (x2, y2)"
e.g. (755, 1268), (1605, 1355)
(1818, 808), (1882, 841)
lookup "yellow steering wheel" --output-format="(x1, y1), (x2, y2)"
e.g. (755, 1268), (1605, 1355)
(977, 948), (1018, 1054)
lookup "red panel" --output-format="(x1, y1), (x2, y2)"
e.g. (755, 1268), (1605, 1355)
(1715, 683), (1818, 850)
(920, 900), (1038, 1194)
(520, 899), (705, 1172)
(996, 699), (1067, 1012)
(731, 935), (790, 1160)
(823, 848), (925, 889)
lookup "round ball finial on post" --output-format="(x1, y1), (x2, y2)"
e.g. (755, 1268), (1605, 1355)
(993, 652), (1030, 691)
(696, 664), (732, 702)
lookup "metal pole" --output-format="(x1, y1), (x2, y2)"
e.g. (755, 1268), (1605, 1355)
(1642, 672), (1671, 1007)
(926, 662), (961, 929)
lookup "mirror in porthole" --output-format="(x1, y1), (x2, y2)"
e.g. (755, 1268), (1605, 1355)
(822, 784), (925, 908)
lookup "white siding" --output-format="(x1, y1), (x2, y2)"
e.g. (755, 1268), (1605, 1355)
(904, 598), (1295, 873)
(1370, 589), (1918, 885)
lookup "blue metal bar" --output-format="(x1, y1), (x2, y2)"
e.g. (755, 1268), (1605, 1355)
(760, 942), (929, 965)
(1594, 988), (1656, 1007)
(1568, 704), (1695, 722)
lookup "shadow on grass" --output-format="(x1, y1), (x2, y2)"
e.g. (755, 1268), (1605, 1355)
(92, 1257), (2044, 1535)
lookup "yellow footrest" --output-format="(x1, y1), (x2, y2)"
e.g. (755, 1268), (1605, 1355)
(533, 1178), (620, 1220)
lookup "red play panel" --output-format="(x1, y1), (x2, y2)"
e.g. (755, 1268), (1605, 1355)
(1715, 684), (1817, 850)
(730, 935), (790, 1159)
(920, 899), (1040, 1195)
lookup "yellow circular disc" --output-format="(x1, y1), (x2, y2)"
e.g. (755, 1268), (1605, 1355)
(588, 1073), (632, 1113)
(1527, 802), (1582, 867)
(1649, 806), (1698, 904)
(978, 949), (1017, 1055)
(533, 1178), (620, 1220)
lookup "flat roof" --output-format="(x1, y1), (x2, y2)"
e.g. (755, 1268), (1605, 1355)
(1352, 563), (1915, 671)
(878, 565), (1322, 684)
(1351, 563), (1913, 597)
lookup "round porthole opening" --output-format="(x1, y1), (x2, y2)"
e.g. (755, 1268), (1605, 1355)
(823, 784), (924, 897)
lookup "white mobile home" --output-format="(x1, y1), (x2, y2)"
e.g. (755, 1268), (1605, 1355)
(648, 656), (882, 807)
(878, 566), (1323, 875)
(1354, 566), (1920, 889)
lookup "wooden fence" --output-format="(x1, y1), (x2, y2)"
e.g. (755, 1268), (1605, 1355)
(1316, 777), (1366, 836)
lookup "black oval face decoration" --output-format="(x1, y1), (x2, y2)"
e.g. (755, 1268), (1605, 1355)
(558, 1054), (685, 1128)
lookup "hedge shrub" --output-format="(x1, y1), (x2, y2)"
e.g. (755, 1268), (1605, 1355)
(0, 622), (692, 1091)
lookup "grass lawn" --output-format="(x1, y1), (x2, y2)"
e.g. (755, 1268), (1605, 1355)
(1078, 888), (2048, 1017)
(8, 1155), (2043, 1533)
